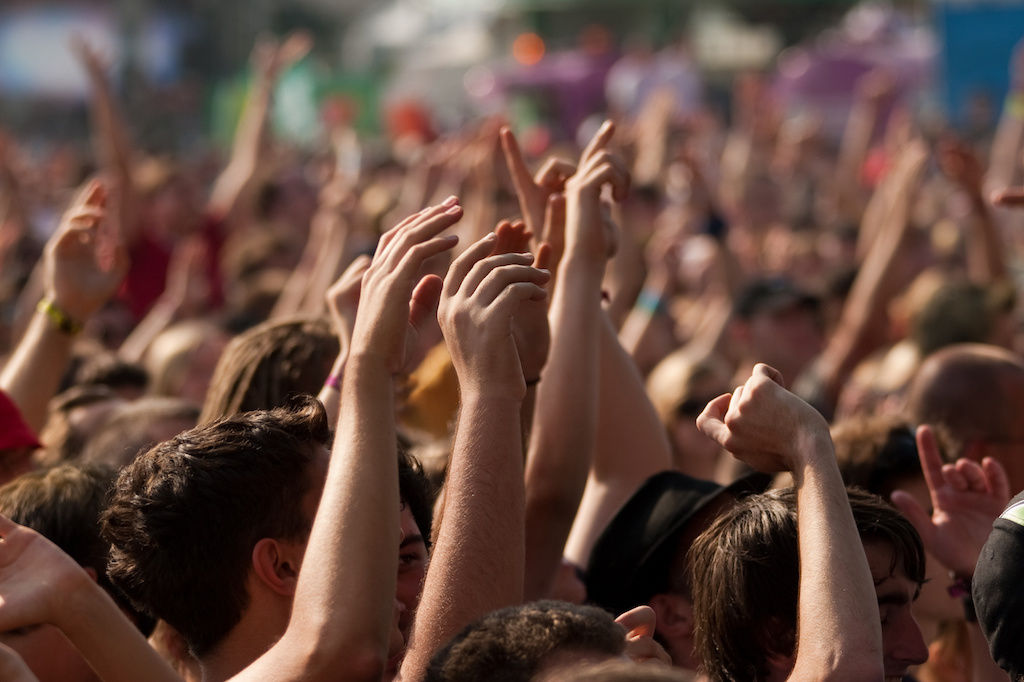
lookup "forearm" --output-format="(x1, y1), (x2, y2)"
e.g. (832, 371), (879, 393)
(523, 257), (602, 598)
(317, 352), (346, 432)
(280, 353), (399, 678)
(788, 432), (883, 681)
(402, 392), (525, 680)
(965, 191), (1010, 283)
(58, 571), (181, 682)
(0, 309), (75, 432)
(208, 79), (273, 221)
(561, 313), (673, 567)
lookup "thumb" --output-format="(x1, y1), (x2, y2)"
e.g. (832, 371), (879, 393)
(615, 605), (656, 638)
(696, 393), (732, 445)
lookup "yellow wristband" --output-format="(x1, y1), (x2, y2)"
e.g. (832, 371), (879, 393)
(36, 299), (83, 335)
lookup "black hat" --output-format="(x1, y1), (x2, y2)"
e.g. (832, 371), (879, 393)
(585, 470), (771, 616)
(733, 277), (820, 320)
(974, 491), (1024, 680)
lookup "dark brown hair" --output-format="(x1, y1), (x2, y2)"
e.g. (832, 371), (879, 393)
(101, 395), (329, 658)
(689, 487), (924, 681)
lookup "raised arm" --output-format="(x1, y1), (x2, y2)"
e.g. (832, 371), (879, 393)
(399, 228), (550, 680)
(520, 122), (632, 598)
(207, 32), (310, 226)
(0, 180), (127, 433)
(71, 37), (138, 244)
(0, 514), (181, 682)
(236, 199), (463, 682)
(698, 365), (885, 681)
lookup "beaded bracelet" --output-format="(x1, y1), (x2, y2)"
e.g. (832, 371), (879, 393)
(323, 374), (342, 391)
(36, 298), (83, 336)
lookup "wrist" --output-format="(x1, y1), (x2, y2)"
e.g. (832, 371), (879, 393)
(36, 298), (84, 336)
(788, 426), (836, 484)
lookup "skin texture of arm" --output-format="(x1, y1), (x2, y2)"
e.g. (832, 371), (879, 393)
(698, 365), (885, 681)
(235, 199), (463, 682)
(398, 230), (550, 681)
(1, 180), (127, 432)
(520, 122), (637, 599)
(0, 515), (181, 682)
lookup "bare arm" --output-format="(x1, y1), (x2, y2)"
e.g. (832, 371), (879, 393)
(0, 515), (181, 682)
(808, 141), (928, 416)
(399, 230), (551, 680)
(521, 123), (633, 598)
(699, 365), (885, 681)
(207, 32), (310, 227)
(237, 200), (463, 682)
(1, 180), (127, 432)
(72, 38), (138, 245)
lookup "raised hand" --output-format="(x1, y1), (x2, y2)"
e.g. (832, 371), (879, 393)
(563, 121), (630, 262)
(697, 364), (830, 473)
(891, 425), (1011, 577)
(350, 198), (462, 374)
(44, 179), (128, 324)
(0, 514), (91, 634)
(937, 138), (985, 197)
(250, 30), (311, 83)
(499, 127), (575, 239)
(490, 220), (551, 382)
(438, 231), (550, 399)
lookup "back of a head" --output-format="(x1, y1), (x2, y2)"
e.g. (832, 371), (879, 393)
(909, 281), (997, 357)
(906, 344), (1024, 455)
(0, 463), (115, 579)
(689, 487), (924, 681)
(79, 396), (200, 470)
(832, 415), (921, 498)
(426, 601), (626, 682)
(199, 316), (338, 424)
(101, 395), (329, 658)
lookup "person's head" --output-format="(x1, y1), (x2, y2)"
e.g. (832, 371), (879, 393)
(0, 463), (147, 682)
(71, 351), (149, 400)
(689, 487), (927, 681)
(36, 384), (123, 467)
(586, 471), (770, 670)
(144, 320), (229, 405)
(832, 416), (963, 625)
(101, 395), (330, 660)
(905, 344), (1024, 490)
(78, 396), (200, 470)
(909, 280), (1012, 357)
(731, 278), (823, 384)
(425, 601), (626, 682)
(646, 351), (731, 478)
(199, 316), (338, 424)
(396, 448), (435, 639)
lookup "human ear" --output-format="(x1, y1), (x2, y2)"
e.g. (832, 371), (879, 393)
(648, 592), (693, 639)
(251, 538), (301, 596)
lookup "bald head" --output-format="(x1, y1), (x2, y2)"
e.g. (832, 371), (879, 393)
(906, 344), (1024, 457)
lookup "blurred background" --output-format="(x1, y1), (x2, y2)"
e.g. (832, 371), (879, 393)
(0, 0), (1020, 155)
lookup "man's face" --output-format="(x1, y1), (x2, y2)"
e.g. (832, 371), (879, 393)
(863, 540), (929, 680)
(396, 504), (428, 638)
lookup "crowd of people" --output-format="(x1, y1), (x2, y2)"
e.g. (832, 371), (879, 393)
(1, 24), (1024, 682)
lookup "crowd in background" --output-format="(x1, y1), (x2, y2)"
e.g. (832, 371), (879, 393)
(0, 16), (1024, 682)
